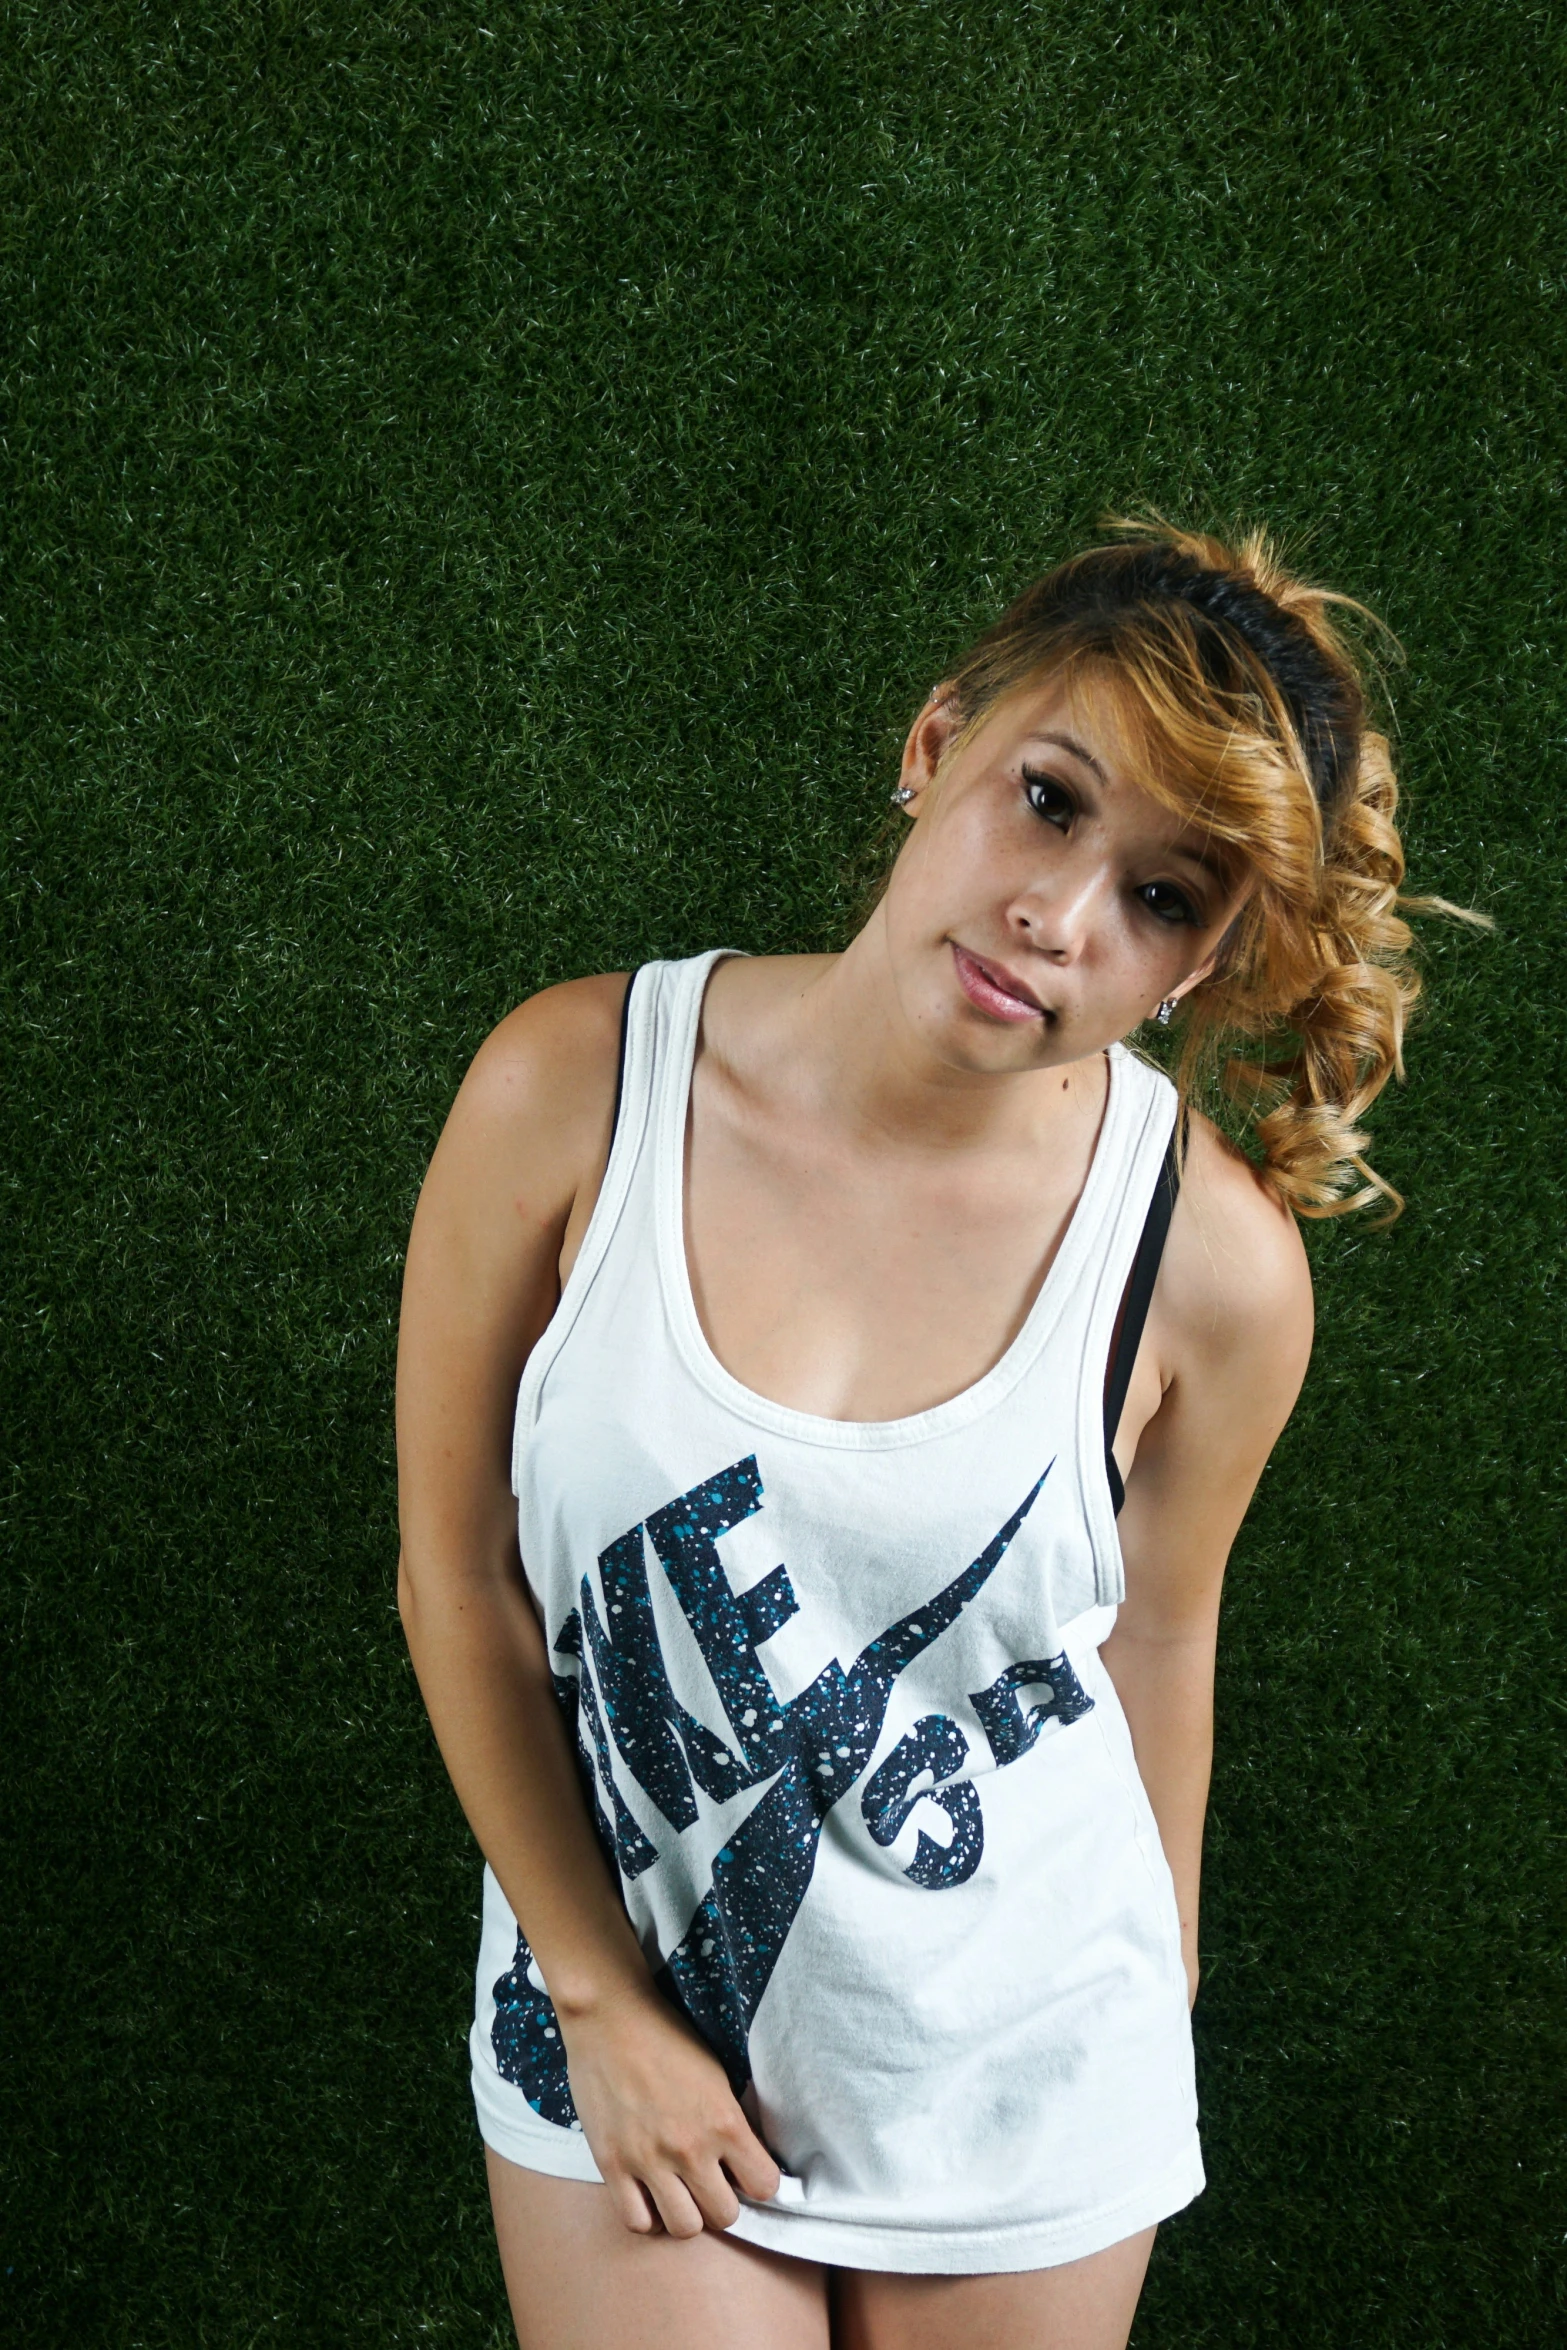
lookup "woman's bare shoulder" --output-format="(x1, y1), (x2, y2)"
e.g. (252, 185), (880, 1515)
(1160, 1109), (1315, 1393)
(428, 973), (631, 1222)
(464, 972), (629, 1110)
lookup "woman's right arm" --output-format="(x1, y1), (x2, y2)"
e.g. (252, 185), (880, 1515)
(395, 977), (780, 2239)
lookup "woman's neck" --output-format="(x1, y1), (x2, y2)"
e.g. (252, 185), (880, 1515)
(702, 924), (1107, 1165)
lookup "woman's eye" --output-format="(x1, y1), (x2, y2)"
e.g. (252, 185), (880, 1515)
(1138, 881), (1199, 927)
(1021, 767), (1074, 829)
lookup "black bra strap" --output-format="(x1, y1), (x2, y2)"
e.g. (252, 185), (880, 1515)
(609, 968), (637, 1143)
(1103, 1131), (1181, 1516)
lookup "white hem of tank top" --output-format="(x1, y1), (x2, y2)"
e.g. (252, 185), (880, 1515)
(473, 2066), (1204, 2275)
(721, 2138), (1205, 2274)
(651, 949), (1155, 1459)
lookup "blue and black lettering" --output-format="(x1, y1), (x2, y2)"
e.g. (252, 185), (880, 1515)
(493, 1456), (1092, 2126)
(862, 1713), (984, 1889)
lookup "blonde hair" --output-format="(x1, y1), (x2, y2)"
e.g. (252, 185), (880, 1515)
(932, 520), (1487, 1220)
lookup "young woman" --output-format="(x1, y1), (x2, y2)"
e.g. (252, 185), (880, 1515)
(396, 524), (1447, 2350)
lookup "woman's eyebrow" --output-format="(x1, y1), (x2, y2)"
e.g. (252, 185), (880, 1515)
(1023, 730), (1110, 784)
(1169, 837), (1233, 887)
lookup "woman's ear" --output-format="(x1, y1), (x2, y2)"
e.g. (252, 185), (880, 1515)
(895, 687), (960, 811)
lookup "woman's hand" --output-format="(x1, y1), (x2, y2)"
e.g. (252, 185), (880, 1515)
(560, 1981), (782, 2239)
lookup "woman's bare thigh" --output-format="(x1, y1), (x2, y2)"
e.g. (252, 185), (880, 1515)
(485, 2149), (830, 2350)
(831, 2226), (1155, 2350)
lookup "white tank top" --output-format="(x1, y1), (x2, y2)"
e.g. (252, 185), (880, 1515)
(470, 950), (1204, 2273)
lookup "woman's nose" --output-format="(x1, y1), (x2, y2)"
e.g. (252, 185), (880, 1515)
(1009, 861), (1115, 961)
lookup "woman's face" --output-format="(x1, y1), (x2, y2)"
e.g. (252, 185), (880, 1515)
(878, 671), (1253, 1075)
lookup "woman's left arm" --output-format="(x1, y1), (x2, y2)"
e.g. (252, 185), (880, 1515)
(1101, 1121), (1316, 2009)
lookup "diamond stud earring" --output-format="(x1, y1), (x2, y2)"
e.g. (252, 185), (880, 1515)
(1154, 997), (1177, 1026)
(891, 785), (916, 807)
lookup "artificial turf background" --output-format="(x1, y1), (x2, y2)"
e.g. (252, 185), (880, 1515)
(4, 3), (1564, 2343)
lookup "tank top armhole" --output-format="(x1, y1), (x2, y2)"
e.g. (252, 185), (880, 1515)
(510, 963), (654, 1495)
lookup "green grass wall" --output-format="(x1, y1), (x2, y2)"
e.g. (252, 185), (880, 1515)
(3, 3), (1563, 2342)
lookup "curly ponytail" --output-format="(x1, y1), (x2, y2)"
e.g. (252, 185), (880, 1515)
(936, 519), (1488, 1219)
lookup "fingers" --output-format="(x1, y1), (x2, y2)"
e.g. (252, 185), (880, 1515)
(721, 2117), (782, 2204)
(645, 2170), (708, 2240)
(684, 2156), (745, 2233)
(608, 2174), (658, 2234)
(641, 2130), (744, 2237)
(568, 2002), (785, 2239)
(658, 2114), (781, 2234)
(605, 2124), (779, 2240)
(604, 2156), (729, 2240)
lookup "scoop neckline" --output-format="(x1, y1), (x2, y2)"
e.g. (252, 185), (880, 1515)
(655, 949), (1128, 1451)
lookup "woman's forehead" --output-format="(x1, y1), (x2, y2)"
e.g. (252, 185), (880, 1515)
(980, 673), (1160, 798)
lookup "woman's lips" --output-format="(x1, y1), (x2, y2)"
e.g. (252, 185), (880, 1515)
(950, 942), (1048, 1024)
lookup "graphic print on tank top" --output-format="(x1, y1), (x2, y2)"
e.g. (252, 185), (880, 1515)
(492, 1451), (1094, 2127)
